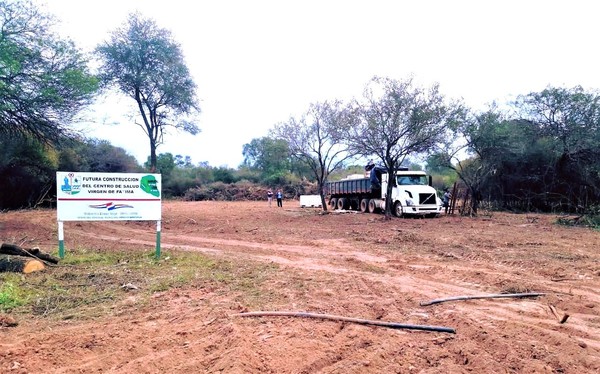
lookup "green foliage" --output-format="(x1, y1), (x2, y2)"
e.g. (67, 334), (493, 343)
(425, 153), (458, 190)
(437, 86), (600, 214)
(236, 166), (262, 183)
(0, 135), (57, 209)
(145, 153), (176, 177)
(58, 138), (141, 173)
(556, 205), (600, 229)
(242, 137), (291, 180)
(213, 166), (239, 184)
(0, 0), (99, 144)
(153, 155), (247, 198)
(0, 281), (25, 311)
(0, 134), (141, 209)
(184, 181), (247, 201)
(96, 12), (200, 171)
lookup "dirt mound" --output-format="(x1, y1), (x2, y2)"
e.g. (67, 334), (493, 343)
(183, 181), (318, 201)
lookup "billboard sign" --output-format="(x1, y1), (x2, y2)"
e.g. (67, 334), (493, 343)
(56, 172), (161, 221)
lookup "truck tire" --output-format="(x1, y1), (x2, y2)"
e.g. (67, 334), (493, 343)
(393, 202), (403, 217)
(359, 199), (368, 213)
(329, 198), (337, 210)
(367, 199), (377, 213)
(337, 198), (347, 210)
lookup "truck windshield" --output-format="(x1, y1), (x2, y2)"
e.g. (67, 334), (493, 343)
(397, 175), (428, 185)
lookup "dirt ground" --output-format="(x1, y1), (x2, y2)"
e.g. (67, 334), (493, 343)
(1, 200), (600, 373)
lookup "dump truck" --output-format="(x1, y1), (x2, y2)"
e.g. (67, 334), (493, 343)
(325, 168), (442, 217)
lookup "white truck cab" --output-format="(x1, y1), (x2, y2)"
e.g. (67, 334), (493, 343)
(387, 170), (441, 217)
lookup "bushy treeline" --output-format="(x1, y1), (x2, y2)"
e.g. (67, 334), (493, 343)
(479, 119), (600, 213)
(429, 86), (600, 217)
(0, 135), (317, 209)
(0, 136), (139, 209)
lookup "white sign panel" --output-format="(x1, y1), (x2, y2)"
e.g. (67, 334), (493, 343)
(56, 172), (161, 221)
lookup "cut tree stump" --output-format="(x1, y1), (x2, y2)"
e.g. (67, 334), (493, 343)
(0, 254), (45, 273)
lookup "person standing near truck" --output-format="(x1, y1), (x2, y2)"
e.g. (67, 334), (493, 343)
(267, 189), (274, 207)
(276, 189), (283, 207)
(442, 188), (451, 214)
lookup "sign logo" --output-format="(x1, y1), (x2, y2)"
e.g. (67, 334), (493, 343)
(141, 175), (160, 197)
(60, 173), (81, 195)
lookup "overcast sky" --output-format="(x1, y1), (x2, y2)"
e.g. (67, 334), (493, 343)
(36, 0), (600, 168)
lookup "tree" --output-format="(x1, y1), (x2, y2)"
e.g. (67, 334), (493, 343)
(242, 137), (291, 184)
(96, 13), (200, 172)
(145, 152), (176, 178)
(513, 86), (600, 211)
(174, 154), (193, 168)
(272, 101), (356, 211)
(516, 86), (600, 157)
(0, 0), (98, 144)
(347, 76), (458, 218)
(0, 136), (57, 209)
(59, 138), (141, 173)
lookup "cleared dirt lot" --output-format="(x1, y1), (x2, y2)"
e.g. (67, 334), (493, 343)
(1, 200), (599, 373)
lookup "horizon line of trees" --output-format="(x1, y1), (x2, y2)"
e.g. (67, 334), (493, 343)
(2, 1), (599, 222)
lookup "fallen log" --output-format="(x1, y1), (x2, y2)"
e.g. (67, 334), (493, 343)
(233, 311), (456, 334)
(0, 243), (59, 264)
(0, 254), (45, 273)
(420, 292), (545, 306)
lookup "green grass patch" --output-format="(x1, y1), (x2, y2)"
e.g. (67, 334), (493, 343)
(0, 248), (280, 320)
(0, 278), (26, 311)
(556, 207), (600, 230)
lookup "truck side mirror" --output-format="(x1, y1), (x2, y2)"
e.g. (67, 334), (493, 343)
(428, 175), (432, 186)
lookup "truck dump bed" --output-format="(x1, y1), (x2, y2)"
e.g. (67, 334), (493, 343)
(326, 178), (374, 196)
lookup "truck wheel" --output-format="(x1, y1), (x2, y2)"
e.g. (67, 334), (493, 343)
(393, 202), (403, 217)
(360, 199), (368, 213)
(337, 198), (347, 210)
(367, 199), (377, 213)
(329, 198), (337, 210)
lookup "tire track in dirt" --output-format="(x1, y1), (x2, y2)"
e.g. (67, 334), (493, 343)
(68, 226), (600, 356)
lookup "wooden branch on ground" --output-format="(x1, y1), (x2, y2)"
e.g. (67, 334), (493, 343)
(0, 243), (59, 264)
(550, 277), (579, 282)
(232, 311), (456, 334)
(548, 304), (569, 324)
(420, 292), (545, 306)
(0, 255), (45, 274)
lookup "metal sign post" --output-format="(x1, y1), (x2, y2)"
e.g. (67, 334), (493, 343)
(156, 220), (161, 259)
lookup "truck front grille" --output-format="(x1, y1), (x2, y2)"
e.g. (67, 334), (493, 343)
(419, 193), (436, 205)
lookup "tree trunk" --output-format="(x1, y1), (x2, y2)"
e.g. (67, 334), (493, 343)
(384, 169), (394, 219)
(149, 140), (157, 173)
(0, 255), (45, 273)
(319, 182), (328, 212)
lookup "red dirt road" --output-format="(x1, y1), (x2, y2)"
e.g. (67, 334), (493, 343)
(1, 201), (599, 373)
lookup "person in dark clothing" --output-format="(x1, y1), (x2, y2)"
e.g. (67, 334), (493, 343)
(442, 188), (451, 214)
(276, 189), (283, 207)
